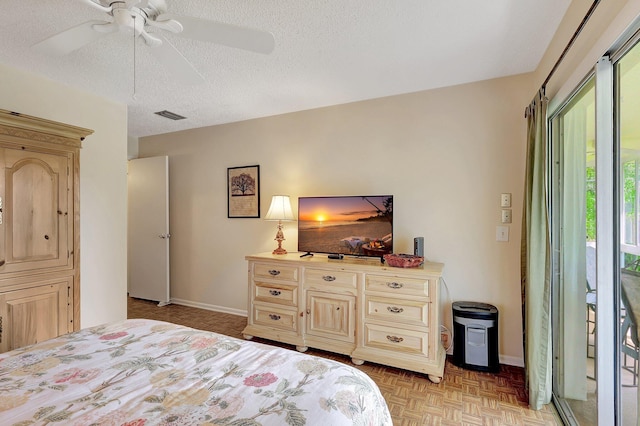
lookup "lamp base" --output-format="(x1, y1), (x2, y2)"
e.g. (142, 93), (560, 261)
(272, 220), (287, 255)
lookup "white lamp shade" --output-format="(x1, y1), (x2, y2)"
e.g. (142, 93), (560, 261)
(265, 195), (295, 221)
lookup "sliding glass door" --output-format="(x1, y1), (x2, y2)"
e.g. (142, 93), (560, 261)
(616, 40), (640, 426)
(551, 36), (640, 425)
(550, 78), (596, 425)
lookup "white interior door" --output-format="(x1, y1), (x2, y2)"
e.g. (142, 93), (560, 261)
(128, 156), (170, 306)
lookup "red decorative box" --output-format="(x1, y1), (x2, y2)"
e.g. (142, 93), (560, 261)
(383, 253), (424, 268)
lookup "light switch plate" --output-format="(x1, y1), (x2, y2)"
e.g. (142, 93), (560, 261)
(496, 226), (509, 242)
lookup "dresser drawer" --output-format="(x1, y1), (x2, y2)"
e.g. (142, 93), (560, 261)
(363, 323), (429, 357)
(254, 282), (298, 307)
(252, 304), (298, 332)
(365, 274), (430, 298)
(305, 268), (357, 289)
(254, 263), (299, 282)
(365, 295), (429, 327)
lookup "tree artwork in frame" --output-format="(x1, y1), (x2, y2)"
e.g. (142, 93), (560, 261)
(228, 165), (260, 218)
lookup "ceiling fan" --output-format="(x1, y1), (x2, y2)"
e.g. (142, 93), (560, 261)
(32, 0), (275, 85)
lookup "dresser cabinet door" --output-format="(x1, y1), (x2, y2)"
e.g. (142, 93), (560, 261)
(306, 290), (355, 343)
(0, 279), (72, 353)
(0, 148), (72, 275)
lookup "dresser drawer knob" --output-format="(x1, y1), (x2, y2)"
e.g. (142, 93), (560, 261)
(387, 282), (403, 289)
(268, 269), (280, 276)
(386, 335), (404, 343)
(387, 306), (404, 314)
(322, 275), (336, 282)
(269, 314), (281, 321)
(269, 290), (281, 296)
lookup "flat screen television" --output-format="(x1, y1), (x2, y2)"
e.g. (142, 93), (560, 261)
(298, 195), (393, 258)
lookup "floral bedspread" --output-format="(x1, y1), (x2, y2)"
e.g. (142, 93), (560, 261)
(0, 319), (391, 425)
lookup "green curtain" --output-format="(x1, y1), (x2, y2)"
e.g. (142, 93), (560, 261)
(522, 89), (552, 410)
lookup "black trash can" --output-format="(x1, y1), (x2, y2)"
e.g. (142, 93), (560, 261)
(452, 301), (499, 372)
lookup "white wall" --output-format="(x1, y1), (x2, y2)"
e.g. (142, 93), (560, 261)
(128, 136), (139, 160)
(0, 64), (128, 327)
(140, 73), (531, 366)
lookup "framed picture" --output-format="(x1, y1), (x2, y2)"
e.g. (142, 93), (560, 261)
(227, 165), (260, 218)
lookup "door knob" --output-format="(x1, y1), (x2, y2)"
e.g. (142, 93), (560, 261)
(159, 233), (171, 239)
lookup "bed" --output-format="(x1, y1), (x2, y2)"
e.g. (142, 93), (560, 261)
(0, 319), (391, 425)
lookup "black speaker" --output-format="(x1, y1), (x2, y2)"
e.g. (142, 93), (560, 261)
(414, 237), (424, 256)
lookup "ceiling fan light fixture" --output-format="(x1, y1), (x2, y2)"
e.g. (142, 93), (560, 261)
(154, 110), (186, 121)
(32, 0), (275, 86)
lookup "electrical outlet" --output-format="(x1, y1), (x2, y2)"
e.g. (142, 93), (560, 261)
(501, 209), (512, 224)
(501, 193), (512, 207)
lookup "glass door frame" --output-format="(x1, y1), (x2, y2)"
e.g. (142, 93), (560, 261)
(548, 72), (595, 425)
(548, 25), (640, 422)
(548, 57), (618, 424)
(594, 54), (618, 425)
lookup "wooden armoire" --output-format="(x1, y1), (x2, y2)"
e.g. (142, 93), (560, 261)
(0, 109), (93, 353)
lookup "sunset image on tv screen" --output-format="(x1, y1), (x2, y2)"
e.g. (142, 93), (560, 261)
(298, 195), (393, 257)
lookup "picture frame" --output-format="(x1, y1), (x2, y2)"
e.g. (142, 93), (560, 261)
(227, 165), (260, 218)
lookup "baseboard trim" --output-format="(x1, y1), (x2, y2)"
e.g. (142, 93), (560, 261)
(445, 351), (524, 367)
(170, 298), (248, 317)
(499, 355), (525, 367)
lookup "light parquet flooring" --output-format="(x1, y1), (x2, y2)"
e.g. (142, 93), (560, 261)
(128, 297), (562, 425)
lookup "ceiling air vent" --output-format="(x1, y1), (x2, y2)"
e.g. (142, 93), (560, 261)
(154, 110), (186, 121)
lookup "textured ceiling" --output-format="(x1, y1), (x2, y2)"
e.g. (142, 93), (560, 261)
(0, 0), (571, 138)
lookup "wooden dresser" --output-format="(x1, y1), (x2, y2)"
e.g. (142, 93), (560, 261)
(242, 252), (446, 382)
(0, 110), (92, 353)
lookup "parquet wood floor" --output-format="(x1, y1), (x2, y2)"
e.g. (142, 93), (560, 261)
(128, 297), (562, 425)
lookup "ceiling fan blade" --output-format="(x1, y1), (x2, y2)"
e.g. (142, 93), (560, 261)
(146, 18), (183, 34)
(79, 0), (113, 13)
(160, 14), (275, 54)
(92, 22), (119, 34)
(148, 36), (205, 85)
(140, 29), (162, 47)
(32, 20), (111, 56)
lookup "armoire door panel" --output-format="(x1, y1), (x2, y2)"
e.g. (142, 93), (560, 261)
(1, 148), (71, 274)
(0, 279), (70, 353)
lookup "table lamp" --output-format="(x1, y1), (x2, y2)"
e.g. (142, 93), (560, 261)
(265, 195), (295, 254)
